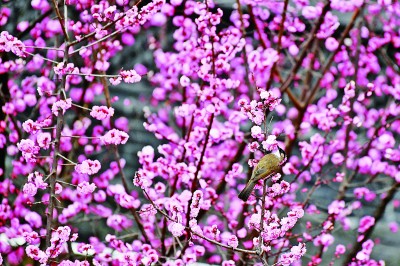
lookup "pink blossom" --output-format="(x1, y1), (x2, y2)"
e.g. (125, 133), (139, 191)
(356, 239), (374, 261)
(279, 243), (306, 265)
(325, 37), (339, 51)
(335, 244), (346, 256)
(100, 129), (129, 145)
(262, 135), (278, 151)
(106, 214), (133, 231)
(120, 69), (142, 83)
(139, 204), (157, 219)
(0, 7), (10, 26)
(55, 183), (63, 194)
(117, 193), (140, 209)
(23, 231), (41, 245)
(26, 245), (47, 262)
(0, 31), (26, 57)
(23, 182), (38, 197)
(37, 132), (52, 149)
(358, 216), (375, 234)
(90, 106), (115, 120)
(190, 190), (203, 218)
(109, 76), (122, 85)
(77, 181), (96, 195)
(52, 98), (72, 116)
(227, 235), (238, 248)
(17, 139), (40, 162)
(250, 125), (262, 138)
(168, 222), (186, 237)
(27, 171), (48, 189)
(328, 200), (345, 216)
(75, 159), (101, 175)
(389, 222), (398, 233)
(53, 62), (79, 75)
(22, 119), (42, 134)
(331, 152), (344, 165)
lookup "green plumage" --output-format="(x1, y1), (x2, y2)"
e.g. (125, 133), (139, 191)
(238, 153), (282, 201)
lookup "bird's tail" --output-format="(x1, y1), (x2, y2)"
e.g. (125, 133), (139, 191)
(238, 181), (256, 201)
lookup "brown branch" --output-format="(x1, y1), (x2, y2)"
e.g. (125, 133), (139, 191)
(279, 1), (331, 94)
(169, 110), (196, 196)
(46, 20), (71, 248)
(248, 6), (267, 49)
(143, 189), (257, 255)
(266, 0), (289, 91)
(236, 0), (253, 94)
(257, 181), (269, 265)
(186, 113), (215, 226)
(17, 9), (53, 39)
(344, 181), (400, 264)
(98, 71), (150, 244)
(67, 0), (144, 48)
(303, 6), (363, 108)
(45, 110), (64, 248)
(194, 141), (247, 223)
(50, 0), (70, 42)
(301, 39), (319, 102)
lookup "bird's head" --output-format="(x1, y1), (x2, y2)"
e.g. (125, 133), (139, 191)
(278, 147), (287, 164)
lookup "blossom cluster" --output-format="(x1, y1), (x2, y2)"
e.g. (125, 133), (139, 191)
(0, 0), (399, 265)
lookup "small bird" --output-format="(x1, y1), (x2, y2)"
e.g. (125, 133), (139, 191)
(238, 147), (287, 201)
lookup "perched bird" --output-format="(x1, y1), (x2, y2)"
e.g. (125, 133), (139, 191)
(238, 147), (287, 201)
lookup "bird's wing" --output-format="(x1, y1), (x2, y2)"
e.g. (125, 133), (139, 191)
(252, 155), (280, 181)
(253, 165), (267, 179)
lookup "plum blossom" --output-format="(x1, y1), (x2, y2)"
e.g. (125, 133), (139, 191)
(75, 159), (101, 175)
(227, 235), (238, 248)
(26, 245), (47, 263)
(358, 216), (375, 234)
(22, 119), (42, 134)
(106, 215), (133, 231)
(279, 243), (307, 265)
(90, 106), (115, 120)
(53, 62), (79, 75)
(37, 132), (52, 149)
(52, 98), (72, 116)
(0, 31), (26, 57)
(17, 139), (40, 162)
(100, 129), (129, 145)
(120, 69), (141, 83)
(168, 222), (186, 237)
(23, 182), (38, 197)
(262, 135), (278, 151)
(77, 181), (96, 195)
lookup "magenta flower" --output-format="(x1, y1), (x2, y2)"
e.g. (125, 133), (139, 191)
(75, 159), (101, 175)
(23, 182), (38, 197)
(17, 139), (40, 162)
(51, 98), (72, 116)
(0, 31), (26, 57)
(37, 132), (52, 149)
(227, 235), (238, 249)
(106, 214), (133, 231)
(77, 181), (96, 195)
(26, 245), (47, 263)
(168, 222), (185, 237)
(358, 216), (375, 234)
(120, 69), (142, 83)
(90, 106), (115, 120)
(100, 129), (129, 145)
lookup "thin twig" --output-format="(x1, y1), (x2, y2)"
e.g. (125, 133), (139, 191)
(257, 181), (270, 266)
(142, 190), (258, 255)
